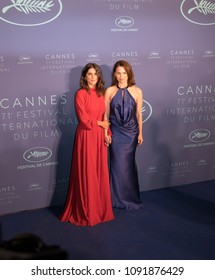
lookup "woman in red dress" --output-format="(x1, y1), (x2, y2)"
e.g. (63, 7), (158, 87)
(60, 63), (114, 226)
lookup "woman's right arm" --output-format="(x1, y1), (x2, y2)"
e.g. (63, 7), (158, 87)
(76, 90), (110, 130)
(75, 90), (97, 130)
(104, 88), (112, 144)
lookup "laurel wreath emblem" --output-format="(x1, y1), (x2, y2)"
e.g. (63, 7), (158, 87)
(2, 0), (54, 14)
(188, 0), (215, 15)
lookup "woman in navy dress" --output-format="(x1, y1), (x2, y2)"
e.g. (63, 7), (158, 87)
(104, 60), (143, 210)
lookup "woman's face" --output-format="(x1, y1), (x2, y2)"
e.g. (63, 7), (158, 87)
(114, 66), (128, 86)
(85, 67), (98, 88)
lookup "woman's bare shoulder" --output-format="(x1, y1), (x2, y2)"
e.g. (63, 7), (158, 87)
(105, 86), (116, 93)
(129, 85), (142, 96)
(105, 86), (117, 96)
(133, 85), (142, 93)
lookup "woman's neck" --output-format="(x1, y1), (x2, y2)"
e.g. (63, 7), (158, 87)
(117, 83), (128, 89)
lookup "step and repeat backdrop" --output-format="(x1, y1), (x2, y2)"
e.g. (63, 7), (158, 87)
(0, 0), (214, 215)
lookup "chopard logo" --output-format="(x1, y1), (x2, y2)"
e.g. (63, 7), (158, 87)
(1, 0), (63, 26)
(203, 49), (214, 57)
(23, 147), (52, 163)
(19, 55), (31, 62)
(189, 129), (211, 143)
(148, 51), (160, 59)
(88, 53), (99, 59)
(18, 55), (33, 64)
(115, 16), (134, 28)
(180, 0), (215, 25)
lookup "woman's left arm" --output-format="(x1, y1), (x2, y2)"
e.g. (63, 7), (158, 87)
(136, 88), (143, 145)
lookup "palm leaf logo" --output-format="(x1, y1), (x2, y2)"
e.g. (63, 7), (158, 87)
(188, 0), (215, 15)
(2, 0), (54, 14)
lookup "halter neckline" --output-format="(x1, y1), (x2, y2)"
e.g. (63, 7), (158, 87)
(117, 85), (128, 90)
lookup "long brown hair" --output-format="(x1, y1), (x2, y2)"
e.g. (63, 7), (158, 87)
(111, 60), (135, 87)
(79, 63), (105, 96)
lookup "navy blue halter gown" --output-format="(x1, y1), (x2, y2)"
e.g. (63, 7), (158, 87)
(109, 87), (143, 210)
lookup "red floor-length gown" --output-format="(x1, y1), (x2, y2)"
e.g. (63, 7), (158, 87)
(60, 88), (114, 226)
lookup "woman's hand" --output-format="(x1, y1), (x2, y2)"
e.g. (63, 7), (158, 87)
(97, 120), (110, 129)
(104, 135), (112, 146)
(137, 134), (143, 145)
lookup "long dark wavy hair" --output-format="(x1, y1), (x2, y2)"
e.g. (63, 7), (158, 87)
(79, 63), (105, 96)
(111, 60), (135, 87)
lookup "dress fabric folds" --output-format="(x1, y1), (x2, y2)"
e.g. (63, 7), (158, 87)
(60, 89), (114, 226)
(109, 87), (143, 210)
